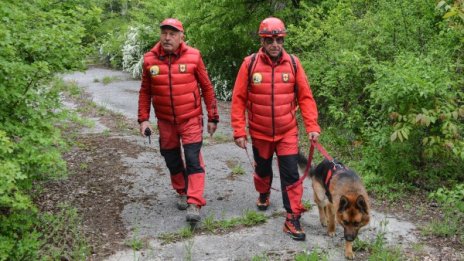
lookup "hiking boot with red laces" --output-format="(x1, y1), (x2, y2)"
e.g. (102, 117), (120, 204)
(256, 192), (270, 211)
(283, 213), (306, 241)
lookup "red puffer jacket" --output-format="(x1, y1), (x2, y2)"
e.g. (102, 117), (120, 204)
(231, 48), (320, 141)
(247, 50), (298, 137)
(138, 42), (219, 124)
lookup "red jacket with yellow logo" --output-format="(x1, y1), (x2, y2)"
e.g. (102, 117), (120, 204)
(138, 42), (219, 124)
(231, 48), (320, 141)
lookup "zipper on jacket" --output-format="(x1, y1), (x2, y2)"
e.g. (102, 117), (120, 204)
(168, 55), (177, 124)
(271, 64), (275, 138)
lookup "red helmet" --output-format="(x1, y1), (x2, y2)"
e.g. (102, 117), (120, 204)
(258, 17), (286, 37)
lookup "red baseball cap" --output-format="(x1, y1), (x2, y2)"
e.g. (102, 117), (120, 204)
(160, 18), (184, 32)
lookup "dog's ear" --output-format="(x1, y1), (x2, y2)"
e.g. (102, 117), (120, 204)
(338, 196), (350, 212)
(356, 195), (368, 214)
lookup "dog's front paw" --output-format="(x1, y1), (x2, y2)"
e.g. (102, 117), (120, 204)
(345, 251), (354, 260)
(320, 218), (327, 227)
(345, 241), (354, 259)
(328, 231), (335, 237)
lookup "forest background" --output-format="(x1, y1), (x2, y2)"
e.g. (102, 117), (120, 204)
(0, 0), (463, 259)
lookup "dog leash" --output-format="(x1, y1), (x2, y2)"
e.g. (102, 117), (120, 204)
(245, 146), (281, 192)
(307, 140), (342, 186)
(312, 140), (333, 162)
(289, 139), (335, 189)
(244, 140), (334, 192)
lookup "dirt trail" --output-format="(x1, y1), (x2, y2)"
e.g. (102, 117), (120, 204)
(52, 67), (462, 260)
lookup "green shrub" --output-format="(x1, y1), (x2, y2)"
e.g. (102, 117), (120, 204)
(0, 0), (99, 258)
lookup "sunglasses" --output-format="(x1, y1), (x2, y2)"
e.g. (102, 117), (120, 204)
(263, 37), (284, 45)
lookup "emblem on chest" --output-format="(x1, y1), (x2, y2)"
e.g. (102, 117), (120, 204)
(252, 73), (262, 84)
(149, 65), (160, 76)
(282, 73), (289, 83)
(179, 64), (187, 73)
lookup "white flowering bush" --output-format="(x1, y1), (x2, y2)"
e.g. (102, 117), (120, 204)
(122, 25), (154, 79)
(212, 77), (232, 101)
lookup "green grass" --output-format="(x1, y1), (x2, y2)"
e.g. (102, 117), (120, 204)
(294, 249), (329, 261)
(102, 129), (111, 136)
(125, 228), (144, 251)
(423, 185), (464, 242)
(353, 219), (404, 261)
(54, 78), (82, 97)
(302, 199), (312, 210)
(183, 239), (195, 261)
(114, 114), (130, 130)
(411, 243), (426, 255)
(37, 204), (90, 260)
(422, 216), (460, 238)
(211, 132), (230, 143)
(79, 163), (88, 171)
(362, 173), (412, 202)
(251, 249), (328, 261)
(101, 76), (120, 85)
(251, 254), (269, 261)
(202, 210), (266, 232)
(59, 80), (134, 135)
(158, 226), (194, 244)
(353, 237), (371, 252)
(179, 226), (194, 238)
(231, 164), (245, 176)
(158, 210), (267, 244)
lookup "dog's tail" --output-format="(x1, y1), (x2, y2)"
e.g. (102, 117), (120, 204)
(298, 149), (316, 178)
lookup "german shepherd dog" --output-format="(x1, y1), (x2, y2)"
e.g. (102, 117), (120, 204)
(310, 159), (370, 259)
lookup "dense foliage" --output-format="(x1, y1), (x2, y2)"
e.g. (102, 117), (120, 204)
(0, 0), (99, 258)
(1, 0), (463, 258)
(285, 0), (463, 188)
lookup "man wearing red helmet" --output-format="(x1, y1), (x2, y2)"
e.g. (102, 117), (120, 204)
(138, 18), (219, 223)
(231, 17), (320, 241)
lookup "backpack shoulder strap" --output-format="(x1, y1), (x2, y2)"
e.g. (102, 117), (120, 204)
(247, 53), (257, 91)
(290, 54), (297, 74)
(289, 54), (298, 98)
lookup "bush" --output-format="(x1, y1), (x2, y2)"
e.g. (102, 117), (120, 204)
(122, 25), (156, 79)
(0, 0), (99, 258)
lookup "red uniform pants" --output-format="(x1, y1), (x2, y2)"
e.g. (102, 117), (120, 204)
(252, 133), (305, 214)
(158, 116), (206, 206)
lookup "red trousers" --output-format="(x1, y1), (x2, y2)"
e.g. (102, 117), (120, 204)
(158, 116), (206, 206)
(252, 132), (306, 214)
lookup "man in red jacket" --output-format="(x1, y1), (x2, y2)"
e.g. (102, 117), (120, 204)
(231, 17), (320, 240)
(138, 18), (219, 223)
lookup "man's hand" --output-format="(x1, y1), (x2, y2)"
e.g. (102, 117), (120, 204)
(139, 121), (153, 136)
(308, 131), (320, 141)
(207, 122), (217, 137)
(234, 137), (247, 149)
